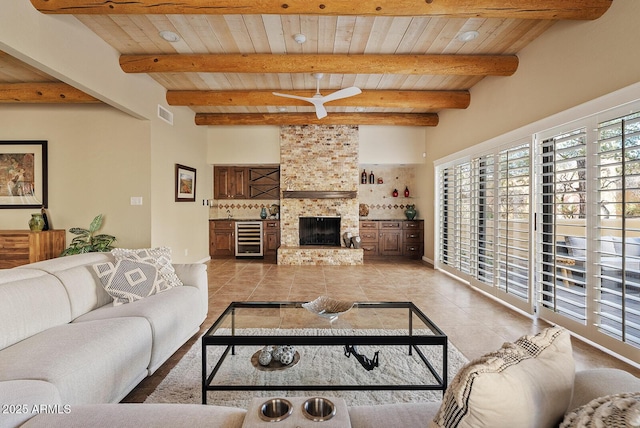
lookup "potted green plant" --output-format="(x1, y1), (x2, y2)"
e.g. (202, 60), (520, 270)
(60, 214), (116, 256)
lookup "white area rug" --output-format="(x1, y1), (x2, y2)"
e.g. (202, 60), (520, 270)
(145, 329), (469, 409)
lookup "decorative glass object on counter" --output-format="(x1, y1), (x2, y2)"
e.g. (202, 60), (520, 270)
(405, 204), (417, 220)
(404, 186), (410, 197)
(260, 207), (268, 219)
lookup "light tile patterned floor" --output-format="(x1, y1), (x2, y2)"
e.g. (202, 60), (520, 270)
(123, 258), (639, 402)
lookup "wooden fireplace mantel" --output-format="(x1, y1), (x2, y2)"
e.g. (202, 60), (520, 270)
(282, 191), (357, 199)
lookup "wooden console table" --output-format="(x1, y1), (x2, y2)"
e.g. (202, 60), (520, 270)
(0, 230), (66, 268)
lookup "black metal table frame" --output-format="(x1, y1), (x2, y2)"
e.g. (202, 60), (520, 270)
(201, 301), (448, 404)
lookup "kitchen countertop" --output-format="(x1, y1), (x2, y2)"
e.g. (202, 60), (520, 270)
(209, 218), (278, 221)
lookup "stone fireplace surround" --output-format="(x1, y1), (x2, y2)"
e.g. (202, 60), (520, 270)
(277, 125), (364, 265)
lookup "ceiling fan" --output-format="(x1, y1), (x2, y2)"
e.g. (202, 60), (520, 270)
(272, 73), (362, 119)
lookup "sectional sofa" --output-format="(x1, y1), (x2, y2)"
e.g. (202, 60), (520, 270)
(0, 252), (246, 427)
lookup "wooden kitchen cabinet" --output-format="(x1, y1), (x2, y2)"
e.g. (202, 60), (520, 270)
(209, 220), (235, 257)
(379, 221), (403, 256)
(403, 220), (424, 259)
(359, 221), (379, 257)
(249, 166), (280, 199)
(263, 220), (280, 257)
(358, 220), (423, 259)
(0, 229), (66, 268)
(214, 165), (280, 200)
(214, 166), (248, 199)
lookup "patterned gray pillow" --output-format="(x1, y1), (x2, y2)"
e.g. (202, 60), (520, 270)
(111, 247), (183, 288)
(93, 259), (171, 306)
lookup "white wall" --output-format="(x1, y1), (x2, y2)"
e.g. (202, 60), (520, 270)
(421, 0), (640, 262)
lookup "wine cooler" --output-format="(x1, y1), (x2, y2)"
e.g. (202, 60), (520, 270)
(235, 221), (264, 257)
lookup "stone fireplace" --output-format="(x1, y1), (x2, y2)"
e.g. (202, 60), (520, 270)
(277, 125), (363, 265)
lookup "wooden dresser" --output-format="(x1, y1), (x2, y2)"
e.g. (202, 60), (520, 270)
(0, 230), (66, 268)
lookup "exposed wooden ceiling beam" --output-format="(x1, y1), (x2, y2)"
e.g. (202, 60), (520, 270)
(30, 0), (612, 20)
(0, 83), (99, 103)
(167, 90), (470, 110)
(121, 54), (518, 76)
(195, 113), (438, 126)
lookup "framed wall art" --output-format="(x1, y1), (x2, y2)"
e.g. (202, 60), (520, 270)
(0, 140), (48, 209)
(175, 164), (196, 202)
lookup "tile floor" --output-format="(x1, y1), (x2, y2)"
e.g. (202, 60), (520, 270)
(123, 258), (639, 403)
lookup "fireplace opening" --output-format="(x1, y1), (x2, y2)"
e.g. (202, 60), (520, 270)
(299, 217), (341, 246)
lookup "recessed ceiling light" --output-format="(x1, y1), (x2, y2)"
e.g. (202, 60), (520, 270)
(457, 30), (479, 42)
(293, 33), (307, 44)
(159, 30), (181, 43)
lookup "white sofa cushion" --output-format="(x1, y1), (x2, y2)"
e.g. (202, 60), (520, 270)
(0, 269), (71, 351)
(0, 380), (62, 428)
(431, 326), (574, 428)
(350, 402), (441, 428)
(569, 368), (640, 411)
(0, 317), (152, 405)
(17, 253), (114, 320)
(21, 403), (247, 428)
(74, 285), (205, 373)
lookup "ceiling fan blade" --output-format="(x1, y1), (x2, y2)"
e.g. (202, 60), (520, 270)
(321, 86), (362, 103)
(271, 92), (315, 103)
(310, 99), (328, 119)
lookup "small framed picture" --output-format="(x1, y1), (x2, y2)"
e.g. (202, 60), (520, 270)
(175, 164), (196, 202)
(0, 140), (48, 209)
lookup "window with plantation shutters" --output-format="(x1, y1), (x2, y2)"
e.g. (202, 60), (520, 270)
(496, 144), (531, 302)
(437, 150), (530, 303)
(596, 112), (640, 347)
(435, 92), (640, 365)
(536, 129), (588, 324)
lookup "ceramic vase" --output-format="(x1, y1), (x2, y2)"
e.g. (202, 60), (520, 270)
(28, 213), (45, 231)
(405, 205), (417, 220)
(260, 207), (267, 219)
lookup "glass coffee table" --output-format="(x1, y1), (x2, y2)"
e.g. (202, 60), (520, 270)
(201, 301), (448, 405)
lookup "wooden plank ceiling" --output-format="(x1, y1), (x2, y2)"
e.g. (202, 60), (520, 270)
(0, 0), (612, 125)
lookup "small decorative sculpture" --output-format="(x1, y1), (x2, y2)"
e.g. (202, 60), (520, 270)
(344, 345), (379, 371)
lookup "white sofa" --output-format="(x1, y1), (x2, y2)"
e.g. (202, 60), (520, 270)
(0, 253), (249, 428)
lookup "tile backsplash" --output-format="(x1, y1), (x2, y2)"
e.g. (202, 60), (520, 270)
(358, 164), (418, 220)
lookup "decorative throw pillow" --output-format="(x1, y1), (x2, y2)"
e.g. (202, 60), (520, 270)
(430, 326), (575, 428)
(111, 247), (183, 288)
(93, 259), (171, 306)
(560, 392), (640, 427)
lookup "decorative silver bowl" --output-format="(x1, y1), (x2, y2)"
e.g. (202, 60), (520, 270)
(302, 296), (354, 320)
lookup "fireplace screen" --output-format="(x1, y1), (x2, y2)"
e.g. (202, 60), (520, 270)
(299, 217), (341, 246)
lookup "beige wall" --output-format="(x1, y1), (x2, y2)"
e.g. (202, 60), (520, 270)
(422, 0), (640, 262)
(0, 0), (211, 263)
(150, 107), (210, 262)
(0, 104), (152, 249)
(207, 125), (427, 165)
